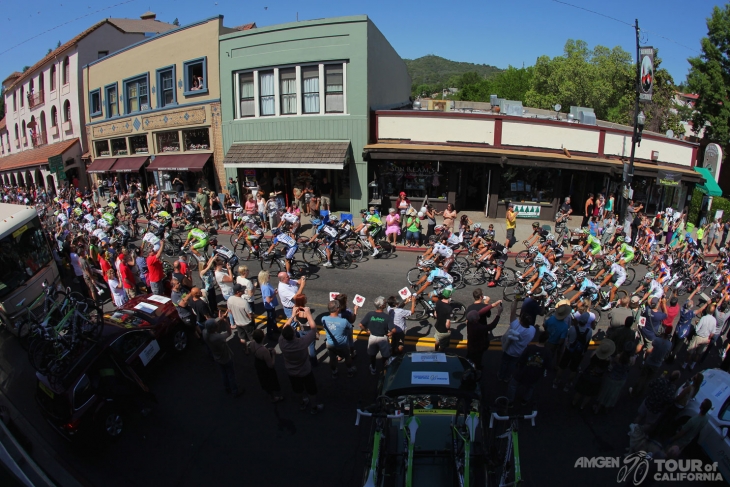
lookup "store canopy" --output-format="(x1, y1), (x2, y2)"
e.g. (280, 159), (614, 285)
(695, 166), (723, 197)
(147, 153), (210, 172)
(112, 156), (148, 173)
(223, 141), (350, 170)
(0, 138), (79, 172)
(86, 158), (117, 173)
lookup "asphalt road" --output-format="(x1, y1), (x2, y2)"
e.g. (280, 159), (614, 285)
(0, 244), (720, 487)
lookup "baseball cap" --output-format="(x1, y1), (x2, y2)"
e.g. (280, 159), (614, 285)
(630, 296), (640, 305)
(233, 283), (246, 294)
(650, 297), (660, 307)
(577, 312), (590, 324)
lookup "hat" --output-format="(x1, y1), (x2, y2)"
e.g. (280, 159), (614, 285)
(508, 202), (514, 208)
(595, 339), (616, 360)
(440, 288), (452, 299)
(649, 297), (659, 307)
(269, 192), (276, 197)
(554, 300), (572, 320)
(232, 283), (246, 294)
(399, 191), (406, 196)
(630, 296), (640, 308)
(577, 312), (590, 325)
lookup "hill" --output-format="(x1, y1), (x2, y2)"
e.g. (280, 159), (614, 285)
(404, 55), (503, 88)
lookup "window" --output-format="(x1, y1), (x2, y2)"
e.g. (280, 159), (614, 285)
(280, 68), (296, 115)
(498, 167), (555, 204)
(20, 86), (24, 107)
(301, 66), (320, 114)
(63, 100), (71, 122)
(0, 216), (52, 299)
(183, 57), (207, 95)
(111, 137), (128, 156)
(156, 130), (180, 152)
(62, 56), (69, 85)
(21, 121), (26, 142)
(14, 124), (18, 141)
(110, 331), (150, 362)
(183, 128), (210, 151)
(239, 73), (254, 117)
(105, 84), (118, 118)
(259, 70), (275, 116)
(97, 51), (109, 59)
(325, 64), (344, 113)
(95, 140), (110, 157)
(129, 135), (149, 155)
(50, 106), (57, 127)
(12, 92), (16, 111)
(157, 66), (176, 108)
(89, 89), (101, 117)
(38, 72), (44, 93)
(50, 65), (56, 91)
(124, 75), (149, 114)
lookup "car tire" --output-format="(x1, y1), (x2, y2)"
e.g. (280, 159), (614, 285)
(171, 328), (189, 353)
(97, 407), (125, 441)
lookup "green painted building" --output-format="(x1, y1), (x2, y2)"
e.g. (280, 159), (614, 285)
(218, 15), (411, 212)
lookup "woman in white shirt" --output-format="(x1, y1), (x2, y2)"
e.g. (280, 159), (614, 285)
(214, 259), (234, 300)
(107, 269), (128, 307)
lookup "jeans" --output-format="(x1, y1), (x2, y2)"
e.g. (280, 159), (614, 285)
(217, 360), (238, 394)
(264, 307), (278, 337)
(498, 352), (520, 381)
(507, 377), (535, 403)
(150, 280), (162, 295)
(406, 230), (420, 244)
(284, 307), (293, 318)
(298, 328), (317, 358)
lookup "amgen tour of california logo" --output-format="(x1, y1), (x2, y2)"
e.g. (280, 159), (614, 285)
(574, 451), (723, 484)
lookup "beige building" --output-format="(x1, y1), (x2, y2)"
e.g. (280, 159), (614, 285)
(84, 16), (238, 193)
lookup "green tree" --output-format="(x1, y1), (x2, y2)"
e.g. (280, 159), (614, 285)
(173, 18), (180, 26)
(686, 4), (730, 142)
(457, 71), (481, 89)
(457, 66), (533, 103)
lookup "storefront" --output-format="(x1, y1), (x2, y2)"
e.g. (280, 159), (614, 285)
(146, 153), (216, 193)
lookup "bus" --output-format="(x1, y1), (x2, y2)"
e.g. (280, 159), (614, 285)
(0, 204), (60, 334)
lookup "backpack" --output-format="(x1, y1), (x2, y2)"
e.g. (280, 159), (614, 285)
(568, 324), (589, 353)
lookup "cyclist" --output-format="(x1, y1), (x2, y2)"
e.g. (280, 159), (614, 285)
(634, 271), (664, 303)
(183, 227), (210, 262)
(234, 215), (265, 256)
(525, 221), (549, 247)
(434, 224), (463, 247)
(521, 245), (546, 279)
(477, 236), (509, 287)
(595, 255), (627, 310)
(580, 229), (602, 268)
(278, 209), (301, 235)
(353, 209), (382, 256)
(308, 217), (339, 268)
(615, 236), (635, 266)
(412, 260), (454, 297)
(525, 255), (558, 298)
(263, 228), (299, 276)
(421, 238), (455, 272)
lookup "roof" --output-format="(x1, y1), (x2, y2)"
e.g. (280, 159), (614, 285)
(0, 138), (79, 171)
(2, 71), (22, 86)
(107, 17), (176, 34)
(224, 141), (350, 167)
(233, 22), (257, 30)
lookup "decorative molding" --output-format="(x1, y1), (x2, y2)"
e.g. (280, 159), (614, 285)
(141, 106), (206, 130)
(92, 118), (133, 137)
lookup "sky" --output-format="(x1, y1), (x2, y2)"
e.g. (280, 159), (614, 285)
(0, 0), (724, 87)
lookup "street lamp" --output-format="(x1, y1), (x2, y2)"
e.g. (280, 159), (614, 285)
(635, 111), (646, 146)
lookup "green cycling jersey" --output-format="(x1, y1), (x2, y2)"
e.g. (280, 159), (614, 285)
(619, 243), (635, 256)
(188, 228), (209, 241)
(586, 234), (601, 250)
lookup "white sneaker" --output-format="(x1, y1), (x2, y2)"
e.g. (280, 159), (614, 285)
(372, 248), (380, 256)
(601, 303), (612, 311)
(323, 262), (334, 268)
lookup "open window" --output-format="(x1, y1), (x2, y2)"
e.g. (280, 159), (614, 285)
(89, 89), (102, 117)
(183, 57), (207, 95)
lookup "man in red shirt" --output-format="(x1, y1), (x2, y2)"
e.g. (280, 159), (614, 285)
(118, 256), (137, 299)
(98, 252), (112, 282)
(146, 243), (165, 295)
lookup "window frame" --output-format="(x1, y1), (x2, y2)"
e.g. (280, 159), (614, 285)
(301, 65), (320, 115)
(62, 100), (71, 123)
(89, 88), (102, 118)
(50, 65), (57, 91)
(62, 56), (70, 86)
(156, 65), (177, 109)
(182, 57), (208, 96)
(258, 69), (275, 117)
(279, 67), (297, 115)
(97, 51), (109, 59)
(238, 72), (255, 118)
(324, 64), (345, 114)
(104, 82), (119, 119)
(50, 106), (57, 127)
(122, 73), (150, 115)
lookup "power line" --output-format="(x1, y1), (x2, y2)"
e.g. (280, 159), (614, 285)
(0, 0), (138, 57)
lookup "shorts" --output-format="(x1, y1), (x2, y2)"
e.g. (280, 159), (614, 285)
(559, 349), (584, 372)
(289, 371), (318, 395)
(326, 344), (350, 362)
(367, 335), (391, 358)
(193, 240), (208, 251)
(688, 335), (711, 354)
(390, 329), (405, 350)
(235, 324), (255, 342)
(496, 254), (508, 267)
(320, 195), (331, 206)
(506, 228), (515, 243)
(211, 210), (221, 217)
(434, 331), (451, 349)
(589, 246), (601, 256)
(370, 226), (382, 238)
(622, 254), (634, 264)
(612, 274), (626, 288)
(442, 256), (455, 271)
(285, 245), (298, 260)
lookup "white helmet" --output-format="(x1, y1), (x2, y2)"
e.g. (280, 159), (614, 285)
(546, 233), (555, 241)
(644, 272), (655, 280)
(605, 254), (616, 263)
(241, 215), (251, 223)
(575, 271), (587, 280)
(534, 255), (545, 265)
(529, 246), (539, 254)
(473, 223), (482, 229)
(572, 245), (582, 252)
(625, 237), (632, 243)
(234, 207), (243, 214)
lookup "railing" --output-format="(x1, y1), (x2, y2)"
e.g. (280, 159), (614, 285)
(27, 91), (44, 109)
(31, 132), (47, 148)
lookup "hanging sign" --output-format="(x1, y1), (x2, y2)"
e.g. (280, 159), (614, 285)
(639, 46), (654, 102)
(48, 155), (63, 174)
(656, 169), (680, 187)
(513, 204), (541, 218)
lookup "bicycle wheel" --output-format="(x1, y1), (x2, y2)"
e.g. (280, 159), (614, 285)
(301, 246), (324, 266)
(407, 267), (426, 286)
(624, 267), (636, 286)
(406, 300), (429, 321)
(515, 250), (530, 268)
(239, 245), (256, 261)
(464, 267), (487, 286)
(590, 306), (602, 325)
(290, 261), (310, 278)
(332, 251), (353, 269)
(449, 270), (465, 290)
(454, 256), (471, 273)
(502, 284), (524, 302)
(17, 319), (39, 351)
(229, 233), (243, 253)
(29, 340), (53, 373)
(346, 242), (364, 262)
(449, 302), (466, 322)
(260, 258), (283, 278)
(186, 256), (199, 272)
(498, 267), (518, 287)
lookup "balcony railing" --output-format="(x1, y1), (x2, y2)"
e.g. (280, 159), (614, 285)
(31, 132), (47, 148)
(27, 91), (44, 109)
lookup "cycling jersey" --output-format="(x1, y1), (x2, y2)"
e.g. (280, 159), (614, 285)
(92, 228), (109, 242)
(619, 243), (635, 263)
(83, 213), (95, 224)
(609, 262), (627, 287)
(538, 265), (557, 290)
(243, 222), (264, 239)
(84, 222), (96, 233)
(102, 212), (115, 225)
(446, 232), (462, 246)
(579, 278), (600, 293)
(274, 233), (297, 248)
(282, 212), (299, 224)
(433, 242), (454, 258)
(491, 242), (507, 258)
(96, 218), (111, 230)
(647, 279), (664, 299)
(586, 235), (602, 255)
(658, 261), (671, 279)
(319, 225), (338, 241)
(427, 268), (453, 284)
(365, 214), (382, 226)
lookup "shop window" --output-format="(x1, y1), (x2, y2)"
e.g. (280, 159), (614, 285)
(157, 66), (176, 108)
(259, 70), (275, 116)
(89, 89), (101, 117)
(301, 66), (319, 114)
(157, 131), (180, 152)
(183, 57), (207, 95)
(105, 84), (118, 118)
(124, 74), (149, 114)
(111, 138), (128, 156)
(325, 64), (343, 113)
(376, 161), (446, 199)
(183, 128), (209, 151)
(498, 167), (555, 204)
(239, 72), (254, 117)
(129, 135), (149, 155)
(280, 68), (296, 115)
(95, 140), (110, 157)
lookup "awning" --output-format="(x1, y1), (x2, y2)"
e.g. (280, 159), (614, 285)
(223, 141), (350, 170)
(86, 158), (117, 173)
(0, 138), (79, 172)
(112, 156), (148, 173)
(147, 153), (210, 172)
(695, 166), (723, 197)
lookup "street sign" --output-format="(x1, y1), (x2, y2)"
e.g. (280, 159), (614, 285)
(47, 155), (63, 174)
(639, 46), (654, 102)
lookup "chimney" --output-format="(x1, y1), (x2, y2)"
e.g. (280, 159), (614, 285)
(140, 11), (156, 20)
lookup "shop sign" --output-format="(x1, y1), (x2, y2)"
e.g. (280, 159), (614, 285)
(639, 46), (654, 102)
(703, 143), (723, 180)
(656, 169), (680, 187)
(48, 155), (63, 174)
(513, 204), (541, 218)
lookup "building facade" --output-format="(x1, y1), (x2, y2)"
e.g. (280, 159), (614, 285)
(83, 16), (234, 194)
(365, 110), (706, 218)
(219, 15), (411, 212)
(0, 14), (175, 193)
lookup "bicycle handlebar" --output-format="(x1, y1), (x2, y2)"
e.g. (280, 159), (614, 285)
(489, 410), (537, 428)
(355, 409), (404, 426)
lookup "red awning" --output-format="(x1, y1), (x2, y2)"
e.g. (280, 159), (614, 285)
(87, 158), (117, 173)
(112, 156), (149, 173)
(147, 153), (211, 172)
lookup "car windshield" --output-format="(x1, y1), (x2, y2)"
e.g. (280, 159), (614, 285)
(0, 216), (52, 299)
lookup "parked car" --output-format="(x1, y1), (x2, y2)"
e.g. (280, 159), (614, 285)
(35, 294), (192, 441)
(678, 368), (730, 481)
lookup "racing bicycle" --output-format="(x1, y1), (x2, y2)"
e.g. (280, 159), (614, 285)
(487, 400), (537, 487)
(355, 396), (405, 487)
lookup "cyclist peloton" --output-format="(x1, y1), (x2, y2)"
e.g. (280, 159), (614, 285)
(594, 254), (627, 310)
(412, 260), (454, 297)
(353, 208), (383, 256)
(308, 216), (340, 268)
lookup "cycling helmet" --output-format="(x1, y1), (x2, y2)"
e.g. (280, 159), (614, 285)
(575, 271), (587, 280)
(528, 245), (539, 254)
(271, 227), (282, 236)
(210, 237), (218, 246)
(329, 214), (339, 222)
(534, 255), (545, 265)
(644, 272), (655, 280)
(473, 223), (482, 229)
(532, 222), (540, 228)
(234, 207), (244, 214)
(241, 215), (251, 223)
(310, 218), (322, 227)
(685, 233), (691, 239)
(625, 237), (632, 243)
(434, 225), (445, 232)
(605, 254), (616, 263)
(419, 258), (434, 267)
(720, 247), (727, 255)
(572, 245), (582, 252)
(484, 234), (494, 241)
(546, 233), (555, 241)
